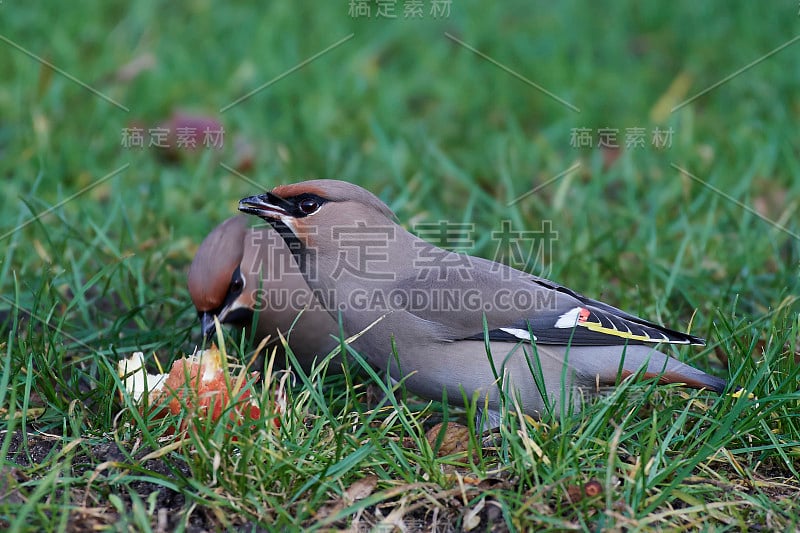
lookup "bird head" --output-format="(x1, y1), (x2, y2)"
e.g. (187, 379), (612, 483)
(187, 215), (258, 340)
(238, 179), (396, 257)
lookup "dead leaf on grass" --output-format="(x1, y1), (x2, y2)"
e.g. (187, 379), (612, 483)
(315, 474), (378, 520)
(425, 422), (471, 457)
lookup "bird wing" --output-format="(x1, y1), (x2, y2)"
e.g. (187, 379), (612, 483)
(395, 263), (704, 347)
(511, 276), (706, 346)
(462, 294), (704, 345)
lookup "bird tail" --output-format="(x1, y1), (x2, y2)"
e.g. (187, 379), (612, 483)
(604, 345), (727, 393)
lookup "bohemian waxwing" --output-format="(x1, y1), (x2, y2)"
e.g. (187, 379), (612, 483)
(187, 215), (341, 373)
(238, 180), (727, 423)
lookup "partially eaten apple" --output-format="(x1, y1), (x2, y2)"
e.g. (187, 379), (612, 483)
(118, 345), (284, 433)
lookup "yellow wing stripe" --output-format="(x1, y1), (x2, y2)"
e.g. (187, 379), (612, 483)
(579, 321), (669, 343)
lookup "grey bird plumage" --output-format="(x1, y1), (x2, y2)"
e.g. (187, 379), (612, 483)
(187, 215), (340, 372)
(238, 180), (727, 422)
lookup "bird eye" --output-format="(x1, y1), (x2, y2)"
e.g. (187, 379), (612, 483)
(299, 198), (320, 215)
(231, 276), (244, 293)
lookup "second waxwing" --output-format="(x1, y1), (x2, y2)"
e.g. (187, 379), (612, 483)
(239, 180), (728, 426)
(187, 215), (341, 373)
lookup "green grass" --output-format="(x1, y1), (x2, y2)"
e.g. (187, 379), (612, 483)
(1, 1), (799, 530)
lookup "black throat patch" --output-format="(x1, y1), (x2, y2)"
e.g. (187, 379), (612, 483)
(267, 218), (312, 276)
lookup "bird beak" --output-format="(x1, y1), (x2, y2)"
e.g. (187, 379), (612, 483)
(239, 192), (292, 219)
(200, 311), (218, 342)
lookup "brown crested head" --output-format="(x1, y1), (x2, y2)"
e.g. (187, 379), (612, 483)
(187, 215), (249, 311)
(238, 180), (398, 258)
(270, 179), (396, 221)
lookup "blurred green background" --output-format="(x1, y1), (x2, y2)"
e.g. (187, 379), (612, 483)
(1, 0), (798, 357)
